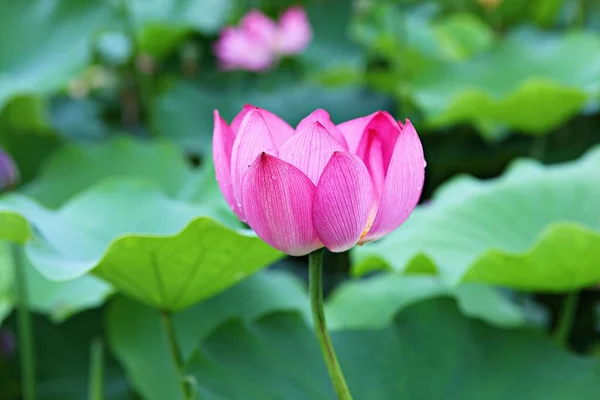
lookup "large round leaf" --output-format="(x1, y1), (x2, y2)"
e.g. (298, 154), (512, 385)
(107, 269), (539, 400)
(185, 299), (600, 399)
(353, 145), (600, 291)
(0, 180), (282, 310)
(0, 0), (116, 109)
(409, 29), (600, 135)
(0, 242), (112, 323)
(106, 270), (310, 400)
(325, 274), (532, 330)
(23, 136), (195, 208)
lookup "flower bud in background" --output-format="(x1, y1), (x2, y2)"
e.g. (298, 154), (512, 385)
(213, 106), (425, 256)
(214, 6), (312, 72)
(275, 6), (312, 55)
(0, 148), (19, 192)
(213, 24), (274, 72)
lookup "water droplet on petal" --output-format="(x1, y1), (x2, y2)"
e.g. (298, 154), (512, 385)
(423, 160), (428, 168)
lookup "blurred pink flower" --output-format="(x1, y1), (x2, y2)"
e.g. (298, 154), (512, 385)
(214, 6), (312, 72)
(213, 106), (426, 256)
(213, 25), (274, 72)
(275, 6), (312, 55)
(0, 148), (18, 192)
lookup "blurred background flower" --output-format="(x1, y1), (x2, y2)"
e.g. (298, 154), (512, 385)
(0, 149), (18, 192)
(214, 6), (312, 71)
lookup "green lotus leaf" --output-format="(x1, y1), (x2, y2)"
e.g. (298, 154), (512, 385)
(353, 145), (600, 291)
(108, 269), (538, 400)
(0, 179), (281, 310)
(409, 29), (600, 136)
(325, 275), (532, 330)
(23, 136), (195, 208)
(107, 270), (310, 400)
(184, 299), (599, 399)
(0, 0), (116, 109)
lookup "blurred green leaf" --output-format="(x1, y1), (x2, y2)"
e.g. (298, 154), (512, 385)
(0, 243), (13, 325)
(49, 97), (109, 141)
(26, 263), (113, 324)
(34, 310), (129, 400)
(107, 270), (309, 400)
(353, 145), (600, 291)
(303, 0), (364, 70)
(185, 299), (600, 399)
(23, 136), (195, 208)
(409, 29), (600, 136)
(152, 78), (391, 154)
(325, 275), (530, 330)
(432, 13), (495, 61)
(0, 180), (281, 310)
(1, 96), (51, 133)
(128, 0), (234, 57)
(0, 242), (113, 324)
(0, 0), (116, 109)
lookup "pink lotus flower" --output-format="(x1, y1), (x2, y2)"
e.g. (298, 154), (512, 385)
(214, 7), (312, 72)
(0, 148), (18, 192)
(213, 106), (425, 256)
(274, 6), (312, 55)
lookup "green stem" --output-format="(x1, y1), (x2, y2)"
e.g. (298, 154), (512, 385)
(576, 0), (586, 28)
(553, 292), (579, 346)
(12, 243), (36, 400)
(88, 339), (104, 400)
(160, 311), (190, 399)
(308, 250), (353, 400)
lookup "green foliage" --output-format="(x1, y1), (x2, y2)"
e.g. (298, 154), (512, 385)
(107, 270), (310, 400)
(23, 136), (196, 208)
(0, 0), (116, 109)
(0, 0), (599, 398)
(183, 299), (600, 399)
(410, 29), (600, 136)
(152, 78), (391, 154)
(325, 275), (532, 330)
(127, 0), (235, 57)
(354, 146), (600, 291)
(0, 180), (281, 309)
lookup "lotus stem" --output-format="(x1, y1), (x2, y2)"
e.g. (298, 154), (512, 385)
(553, 292), (579, 347)
(160, 311), (191, 399)
(309, 249), (353, 400)
(12, 243), (37, 400)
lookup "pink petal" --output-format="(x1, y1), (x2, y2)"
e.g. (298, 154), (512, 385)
(241, 10), (277, 45)
(213, 27), (273, 72)
(362, 131), (386, 218)
(278, 121), (345, 184)
(231, 105), (295, 148)
(242, 153), (321, 256)
(276, 6), (312, 55)
(212, 110), (240, 217)
(361, 120), (426, 242)
(230, 110), (278, 220)
(337, 111), (398, 154)
(313, 152), (372, 252)
(349, 112), (402, 216)
(296, 109), (347, 149)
